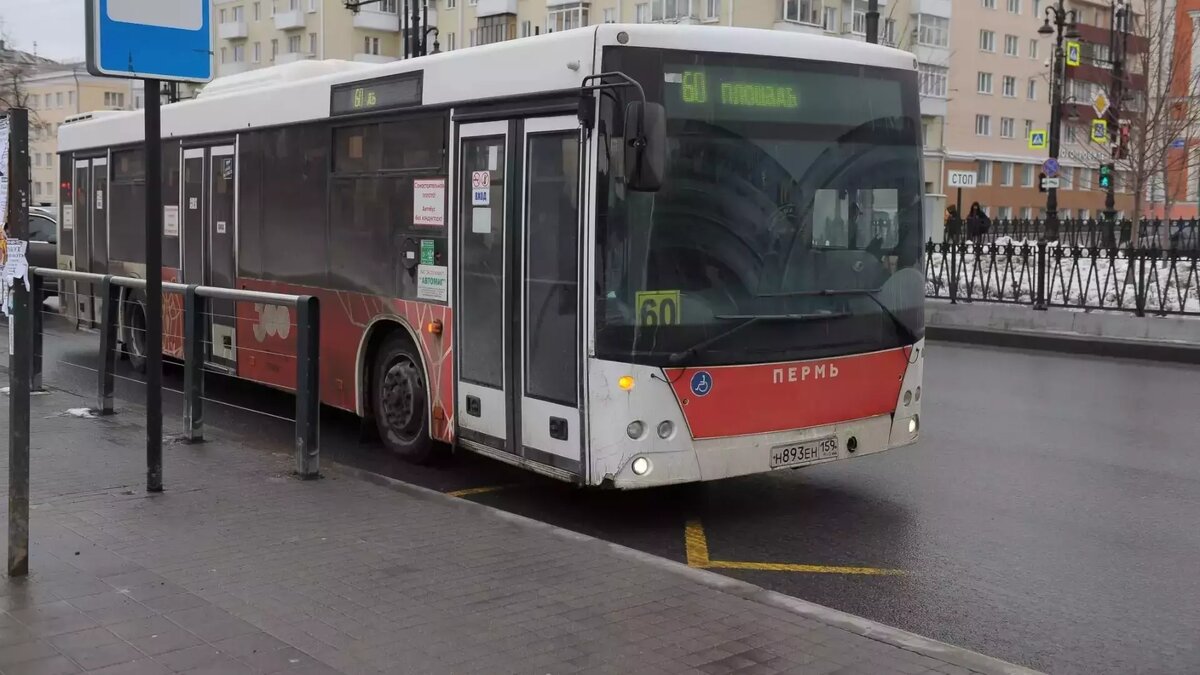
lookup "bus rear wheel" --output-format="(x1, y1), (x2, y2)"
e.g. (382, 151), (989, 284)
(372, 333), (436, 464)
(123, 297), (148, 373)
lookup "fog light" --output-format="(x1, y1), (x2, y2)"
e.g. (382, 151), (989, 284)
(631, 456), (651, 476)
(914, 386), (921, 402)
(903, 390), (912, 406)
(618, 375), (635, 391)
(908, 415), (919, 435)
(657, 420), (675, 439)
(626, 420), (646, 440)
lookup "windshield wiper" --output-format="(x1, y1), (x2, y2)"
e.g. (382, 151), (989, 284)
(667, 311), (849, 366)
(756, 288), (919, 344)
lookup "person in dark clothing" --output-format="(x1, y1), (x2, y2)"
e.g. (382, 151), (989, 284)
(944, 204), (963, 241)
(966, 201), (991, 240)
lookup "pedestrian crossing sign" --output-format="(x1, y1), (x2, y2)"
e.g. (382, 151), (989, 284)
(1029, 129), (1048, 150)
(1066, 41), (1082, 67)
(1091, 119), (1109, 144)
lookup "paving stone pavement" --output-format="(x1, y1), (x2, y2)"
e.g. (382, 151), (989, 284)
(0, 384), (1033, 675)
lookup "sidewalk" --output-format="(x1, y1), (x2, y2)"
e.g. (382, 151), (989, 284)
(0, 384), (1037, 675)
(926, 300), (1200, 364)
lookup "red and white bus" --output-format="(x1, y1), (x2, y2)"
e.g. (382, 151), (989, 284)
(57, 24), (925, 488)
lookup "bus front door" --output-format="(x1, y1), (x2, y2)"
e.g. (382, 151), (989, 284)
(206, 146), (237, 371)
(454, 116), (584, 479)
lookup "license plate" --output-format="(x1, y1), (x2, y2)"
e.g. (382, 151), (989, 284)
(770, 436), (839, 469)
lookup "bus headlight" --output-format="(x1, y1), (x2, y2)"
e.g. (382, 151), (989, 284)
(656, 420), (675, 439)
(908, 415), (919, 435)
(627, 421), (646, 440)
(631, 456), (652, 476)
(903, 390), (912, 406)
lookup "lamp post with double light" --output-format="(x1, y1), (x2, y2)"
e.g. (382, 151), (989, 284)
(1038, 0), (1080, 244)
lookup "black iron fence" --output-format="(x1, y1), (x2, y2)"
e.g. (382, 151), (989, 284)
(960, 217), (1200, 252)
(925, 226), (1200, 317)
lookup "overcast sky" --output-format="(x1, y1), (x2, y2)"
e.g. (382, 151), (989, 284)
(1, 0), (86, 62)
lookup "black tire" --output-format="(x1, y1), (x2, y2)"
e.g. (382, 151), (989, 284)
(372, 332), (436, 463)
(122, 297), (148, 373)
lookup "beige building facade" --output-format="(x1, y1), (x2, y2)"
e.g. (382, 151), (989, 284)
(22, 68), (133, 208)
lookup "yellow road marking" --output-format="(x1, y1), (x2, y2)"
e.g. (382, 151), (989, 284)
(446, 485), (513, 498)
(684, 519), (903, 576)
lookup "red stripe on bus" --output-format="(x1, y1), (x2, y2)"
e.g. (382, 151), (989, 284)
(664, 348), (909, 440)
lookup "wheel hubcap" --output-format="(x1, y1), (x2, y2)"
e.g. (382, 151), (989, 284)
(380, 358), (424, 445)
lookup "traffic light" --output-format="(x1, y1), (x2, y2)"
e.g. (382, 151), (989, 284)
(1039, 171), (1048, 193)
(1099, 163), (1114, 189)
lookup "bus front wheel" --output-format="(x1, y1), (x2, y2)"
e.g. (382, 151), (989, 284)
(122, 297), (148, 373)
(372, 333), (436, 464)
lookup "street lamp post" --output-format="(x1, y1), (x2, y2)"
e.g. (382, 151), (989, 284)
(1038, 0), (1081, 245)
(1103, 1), (1130, 236)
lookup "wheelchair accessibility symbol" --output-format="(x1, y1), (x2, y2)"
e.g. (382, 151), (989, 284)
(690, 371), (713, 398)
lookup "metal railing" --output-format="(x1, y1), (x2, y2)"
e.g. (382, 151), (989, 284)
(924, 238), (1200, 316)
(27, 268), (322, 479)
(961, 218), (1200, 252)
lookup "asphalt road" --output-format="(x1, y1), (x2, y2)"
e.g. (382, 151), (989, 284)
(8, 315), (1200, 675)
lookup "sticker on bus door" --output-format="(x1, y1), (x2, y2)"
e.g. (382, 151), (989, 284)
(471, 171), (490, 206)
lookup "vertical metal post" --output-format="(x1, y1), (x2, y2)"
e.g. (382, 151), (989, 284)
(145, 80), (164, 493)
(1034, 239), (1049, 310)
(30, 272), (43, 392)
(949, 238), (959, 304)
(183, 286), (205, 443)
(97, 276), (117, 415)
(421, 0), (428, 55)
(294, 296), (320, 479)
(7, 108), (31, 577)
(402, 0), (410, 59)
(865, 0), (880, 44)
(411, 0), (421, 60)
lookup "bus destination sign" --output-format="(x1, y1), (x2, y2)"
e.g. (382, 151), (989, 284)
(331, 72), (423, 116)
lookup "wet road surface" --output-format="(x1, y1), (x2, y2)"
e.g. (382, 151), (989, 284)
(10, 317), (1200, 675)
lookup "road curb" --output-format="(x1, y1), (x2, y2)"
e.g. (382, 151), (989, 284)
(334, 463), (1044, 675)
(927, 324), (1200, 364)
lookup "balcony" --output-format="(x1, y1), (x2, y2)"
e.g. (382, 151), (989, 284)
(476, 0), (518, 18)
(354, 8), (437, 31)
(218, 21), (249, 40)
(276, 51), (313, 64)
(353, 53), (397, 64)
(274, 9), (306, 30)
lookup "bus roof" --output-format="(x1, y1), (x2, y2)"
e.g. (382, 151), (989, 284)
(59, 24), (914, 153)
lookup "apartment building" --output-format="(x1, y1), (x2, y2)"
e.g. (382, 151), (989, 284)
(21, 66), (134, 208)
(945, 0), (1142, 223)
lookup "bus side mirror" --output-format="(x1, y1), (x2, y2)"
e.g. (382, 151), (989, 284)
(623, 101), (665, 192)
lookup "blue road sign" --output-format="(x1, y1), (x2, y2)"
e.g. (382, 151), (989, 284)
(1042, 158), (1060, 178)
(1172, 138), (1186, 149)
(86, 0), (213, 82)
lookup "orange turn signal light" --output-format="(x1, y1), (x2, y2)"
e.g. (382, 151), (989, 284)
(618, 375), (635, 391)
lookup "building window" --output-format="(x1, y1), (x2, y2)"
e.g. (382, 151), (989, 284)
(999, 206), (1013, 219)
(469, 28), (476, 46)
(233, 44), (245, 62)
(289, 34), (302, 52)
(823, 5), (838, 30)
(1022, 164), (1035, 186)
(1061, 167), (1074, 189)
(233, 6), (244, 21)
(649, 0), (693, 22)
(1000, 117), (1015, 138)
(220, 46), (228, 63)
(1079, 168), (1091, 190)
(1004, 34), (1018, 56)
(521, 20), (532, 36)
(980, 30), (995, 52)
(1021, 206), (1034, 219)
(447, 0), (456, 8)
(977, 72), (993, 94)
(363, 36), (380, 54)
(68, 91), (74, 107)
(1065, 124), (1077, 143)
(1008, 0), (1020, 12)
(976, 114), (992, 136)
(546, 3), (588, 32)
(271, 39), (279, 59)
(1027, 79), (1037, 100)
(1078, 209), (1089, 219)
(1000, 162), (1014, 185)
(446, 32), (455, 50)
(919, 64), (948, 98)
(917, 14), (949, 47)
(703, 0), (720, 21)
(636, 3), (650, 23)
(33, 153), (41, 167)
(56, 92), (63, 107)
(253, 42), (262, 62)
(219, 8), (227, 23)
(1029, 38), (1038, 58)
(1024, 119), (1034, 138)
(253, 2), (260, 20)
(308, 0), (317, 11)
(477, 14), (514, 45)
(978, 160), (993, 185)
(1002, 76), (1016, 97)
(603, 8), (616, 22)
(29, 94), (38, 108)
(983, 0), (996, 8)
(103, 92), (125, 108)
(782, 0), (818, 25)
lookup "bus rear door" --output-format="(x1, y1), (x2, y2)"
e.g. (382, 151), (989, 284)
(181, 145), (237, 371)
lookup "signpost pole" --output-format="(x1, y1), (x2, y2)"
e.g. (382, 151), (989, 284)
(145, 79), (164, 493)
(7, 109), (32, 577)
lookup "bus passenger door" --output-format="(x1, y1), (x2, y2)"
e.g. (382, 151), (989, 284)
(181, 149), (206, 290)
(206, 146), (237, 371)
(71, 160), (92, 326)
(517, 116), (584, 474)
(455, 122), (511, 453)
(90, 157), (109, 316)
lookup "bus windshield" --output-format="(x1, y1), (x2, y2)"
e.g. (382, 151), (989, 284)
(595, 47), (925, 367)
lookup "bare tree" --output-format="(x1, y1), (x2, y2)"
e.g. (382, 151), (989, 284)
(0, 37), (56, 135)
